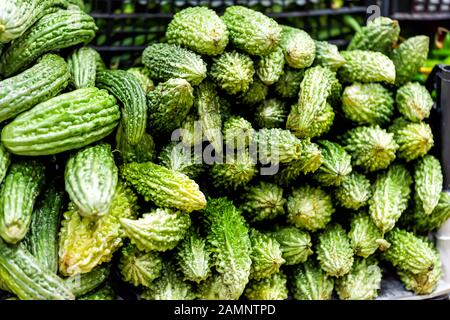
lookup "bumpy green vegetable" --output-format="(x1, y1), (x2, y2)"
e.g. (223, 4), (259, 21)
(249, 229), (285, 280)
(280, 26), (316, 69)
(392, 36), (430, 86)
(256, 47), (285, 85)
(2, 87), (120, 156)
(349, 213), (389, 258)
(142, 43), (207, 86)
(396, 82), (434, 122)
(67, 47), (97, 89)
(119, 243), (163, 287)
(383, 228), (436, 274)
(0, 143), (10, 187)
(291, 260), (334, 300)
(58, 183), (138, 276)
(389, 118), (434, 161)
(0, 9), (97, 77)
(210, 151), (257, 190)
(158, 143), (203, 179)
(204, 198), (251, 300)
(120, 208), (191, 252)
(141, 261), (195, 300)
(270, 227), (312, 266)
(338, 50), (396, 84)
(414, 155), (443, 216)
(147, 78), (194, 137)
(244, 272), (288, 300)
(341, 83), (394, 126)
(166, 7), (228, 56)
(342, 126), (398, 172)
(65, 144), (118, 219)
(313, 41), (346, 71)
(255, 99), (287, 129)
(120, 161), (206, 213)
(210, 51), (255, 95)
(274, 67), (304, 99)
(369, 164), (412, 233)
(336, 258), (382, 300)
(317, 224), (354, 277)
(241, 182), (286, 222)
(177, 229), (211, 283)
(0, 160), (45, 244)
(25, 184), (63, 274)
(65, 265), (110, 297)
(406, 192), (450, 233)
(79, 283), (115, 300)
(238, 79), (269, 106)
(0, 54), (69, 123)
(348, 17), (400, 55)
(315, 140), (352, 187)
(287, 185), (335, 231)
(256, 128), (302, 164)
(115, 125), (156, 163)
(223, 116), (254, 149)
(221, 6), (281, 56)
(127, 67), (154, 94)
(0, 240), (74, 300)
(335, 173), (371, 210)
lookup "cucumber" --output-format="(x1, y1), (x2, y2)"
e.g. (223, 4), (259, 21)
(0, 239), (74, 300)
(0, 9), (97, 77)
(64, 265), (110, 297)
(67, 47), (98, 89)
(0, 160), (45, 244)
(0, 54), (70, 123)
(25, 184), (64, 274)
(1, 87), (120, 156)
(96, 70), (147, 145)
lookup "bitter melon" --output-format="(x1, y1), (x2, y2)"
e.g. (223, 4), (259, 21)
(67, 47), (98, 89)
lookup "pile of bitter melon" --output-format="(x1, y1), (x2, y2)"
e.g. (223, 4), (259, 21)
(0, 1), (448, 300)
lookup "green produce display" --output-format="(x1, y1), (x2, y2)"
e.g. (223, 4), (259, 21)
(0, 3), (446, 301)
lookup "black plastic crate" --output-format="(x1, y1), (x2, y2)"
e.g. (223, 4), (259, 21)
(384, 0), (450, 20)
(86, 0), (374, 67)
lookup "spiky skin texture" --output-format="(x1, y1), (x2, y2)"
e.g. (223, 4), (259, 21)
(244, 272), (288, 300)
(314, 141), (352, 187)
(369, 164), (412, 233)
(241, 182), (286, 222)
(141, 261), (195, 300)
(306, 103), (335, 138)
(177, 229), (211, 283)
(383, 228), (437, 275)
(204, 198), (252, 299)
(396, 82), (434, 122)
(221, 6), (281, 56)
(338, 50), (396, 84)
(119, 243), (163, 287)
(120, 161), (206, 213)
(335, 173), (372, 210)
(270, 227), (313, 265)
(249, 229), (285, 280)
(127, 67), (154, 94)
(223, 116), (255, 150)
(239, 79), (269, 106)
(397, 252), (442, 295)
(349, 213), (390, 258)
(116, 125), (156, 163)
(392, 36), (430, 86)
(166, 7), (228, 56)
(414, 155), (443, 216)
(256, 128), (302, 165)
(342, 83), (394, 126)
(142, 43), (207, 86)
(255, 99), (287, 129)
(275, 67), (304, 99)
(389, 118), (434, 162)
(406, 192), (450, 233)
(342, 126), (398, 172)
(280, 26), (316, 69)
(335, 258), (382, 300)
(291, 260), (334, 300)
(325, 68), (343, 106)
(196, 81), (223, 154)
(348, 17), (400, 55)
(210, 51), (255, 95)
(210, 151), (257, 190)
(287, 185), (335, 232)
(147, 78), (194, 137)
(158, 142), (204, 179)
(120, 209), (191, 252)
(316, 224), (354, 277)
(58, 183), (138, 276)
(256, 47), (285, 85)
(313, 40), (346, 71)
